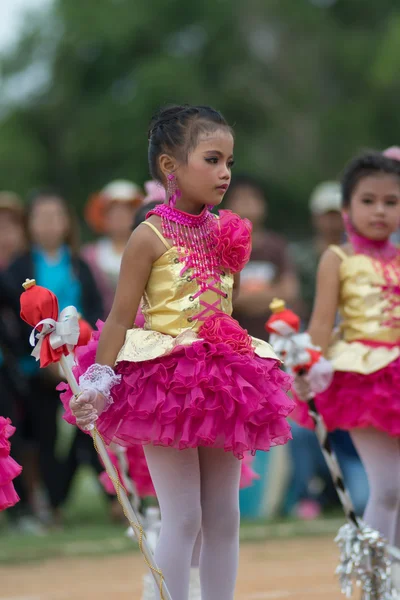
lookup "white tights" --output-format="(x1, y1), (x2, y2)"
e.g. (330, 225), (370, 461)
(350, 428), (400, 547)
(144, 445), (241, 600)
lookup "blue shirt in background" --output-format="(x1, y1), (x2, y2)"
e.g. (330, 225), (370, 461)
(33, 245), (82, 313)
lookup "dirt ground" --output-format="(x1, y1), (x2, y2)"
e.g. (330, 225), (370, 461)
(0, 536), (343, 600)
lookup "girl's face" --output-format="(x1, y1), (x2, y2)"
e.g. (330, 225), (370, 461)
(348, 173), (400, 240)
(29, 197), (70, 250)
(175, 128), (234, 209)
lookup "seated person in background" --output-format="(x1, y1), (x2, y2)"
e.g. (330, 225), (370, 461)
(223, 175), (299, 340)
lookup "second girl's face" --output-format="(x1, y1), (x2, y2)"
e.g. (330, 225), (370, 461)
(349, 174), (400, 240)
(175, 128), (234, 209)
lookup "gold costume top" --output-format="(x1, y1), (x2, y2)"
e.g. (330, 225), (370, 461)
(116, 222), (277, 364)
(328, 245), (400, 374)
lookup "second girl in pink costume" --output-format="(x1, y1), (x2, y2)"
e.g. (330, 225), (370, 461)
(294, 152), (400, 558)
(63, 104), (294, 600)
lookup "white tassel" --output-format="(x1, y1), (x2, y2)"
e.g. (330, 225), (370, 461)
(335, 522), (397, 599)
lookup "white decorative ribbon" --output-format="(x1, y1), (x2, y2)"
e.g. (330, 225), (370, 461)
(269, 331), (317, 370)
(29, 306), (80, 361)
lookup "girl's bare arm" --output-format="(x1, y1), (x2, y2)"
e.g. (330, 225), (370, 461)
(95, 224), (163, 367)
(307, 249), (342, 355)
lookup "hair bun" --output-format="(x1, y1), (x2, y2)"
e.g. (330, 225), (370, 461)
(148, 105), (197, 140)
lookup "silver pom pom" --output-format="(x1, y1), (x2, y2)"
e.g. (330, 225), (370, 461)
(335, 521), (398, 599)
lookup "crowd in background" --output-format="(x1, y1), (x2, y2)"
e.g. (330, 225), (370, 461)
(0, 177), (369, 534)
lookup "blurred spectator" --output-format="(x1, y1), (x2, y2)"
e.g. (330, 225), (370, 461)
(82, 180), (143, 317)
(286, 424), (368, 519)
(5, 189), (104, 528)
(0, 196), (41, 532)
(133, 181), (166, 230)
(0, 192), (26, 269)
(223, 175), (299, 339)
(290, 181), (344, 322)
(0, 271), (43, 533)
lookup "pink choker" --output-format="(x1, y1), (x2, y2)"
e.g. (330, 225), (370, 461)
(344, 213), (399, 262)
(148, 203), (212, 227)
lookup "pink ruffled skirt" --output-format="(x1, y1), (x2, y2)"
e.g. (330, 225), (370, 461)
(0, 417), (22, 511)
(291, 357), (400, 436)
(60, 324), (294, 459)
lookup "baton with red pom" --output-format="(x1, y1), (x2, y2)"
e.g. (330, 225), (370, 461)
(20, 279), (172, 600)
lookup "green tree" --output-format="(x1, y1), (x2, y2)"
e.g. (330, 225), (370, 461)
(1, 0), (400, 233)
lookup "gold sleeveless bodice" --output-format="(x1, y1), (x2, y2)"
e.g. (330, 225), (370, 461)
(115, 222), (277, 364)
(328, 245), (400, 374)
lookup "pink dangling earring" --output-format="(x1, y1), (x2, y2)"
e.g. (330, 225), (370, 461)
(167, 173), (180, 208)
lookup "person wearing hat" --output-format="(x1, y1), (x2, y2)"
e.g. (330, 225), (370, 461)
(82, 180), (143, 317)
(291, 181), (344, 323)
(0, 192), (26, 270)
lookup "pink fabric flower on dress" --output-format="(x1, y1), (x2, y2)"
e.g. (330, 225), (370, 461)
(215, 210), (252, 273)
(199, 312), (254, 356)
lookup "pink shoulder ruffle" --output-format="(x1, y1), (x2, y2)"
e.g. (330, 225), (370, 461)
(215, 210), (252, 273)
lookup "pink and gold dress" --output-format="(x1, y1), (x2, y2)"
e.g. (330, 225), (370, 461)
(60, 208), (294, 459)
(293, 244), (400, 435)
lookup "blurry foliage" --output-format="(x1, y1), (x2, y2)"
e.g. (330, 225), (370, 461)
(1, 0), (400, 233)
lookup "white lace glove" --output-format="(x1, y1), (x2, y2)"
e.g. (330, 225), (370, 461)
(69, 364), (121, 430)
(293, 357), (334, 402)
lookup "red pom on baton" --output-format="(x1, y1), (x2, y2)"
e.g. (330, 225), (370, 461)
(265, 298), (300, 336)
(20, 279), (79, 368)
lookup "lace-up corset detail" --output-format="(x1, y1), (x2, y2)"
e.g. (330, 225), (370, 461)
(141, 245), (233, 337)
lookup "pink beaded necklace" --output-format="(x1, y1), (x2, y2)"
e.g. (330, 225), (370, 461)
(147, 203), (220, 288)
(344, 213), (400, 329)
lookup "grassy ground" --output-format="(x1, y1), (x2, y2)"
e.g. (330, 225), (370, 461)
(0, 465), (343, 565)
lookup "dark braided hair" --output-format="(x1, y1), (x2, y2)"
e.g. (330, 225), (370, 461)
(341, 151), (400, 208)
(148, 104), (232, 182)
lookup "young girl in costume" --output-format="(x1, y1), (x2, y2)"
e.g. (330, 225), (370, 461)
(294, 151), (400, 557)
(64, 104), (294, 600)
(0, 417), (22, 511)
(91, 190), (259, 600)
